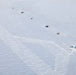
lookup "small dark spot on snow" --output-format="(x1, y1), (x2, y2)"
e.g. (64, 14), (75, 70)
(75, 46), (76, 49)
(35, 73), (37, 75)
(45, 25), (49, 28)
(70, 46), (73, 48)
(31, 18), (33, 20)
(70, 45), (76, 49)
(70, 49), (72, 51)
(57, 32), (60, 35)
(12, 7), (14, 9)
(52, 68), (54, 70)
(21, 12), (24, 14)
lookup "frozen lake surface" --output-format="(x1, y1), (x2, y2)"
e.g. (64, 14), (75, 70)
(0, 0), (76, 75)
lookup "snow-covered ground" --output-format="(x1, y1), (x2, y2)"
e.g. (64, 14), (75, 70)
(0, 0), (76, 75)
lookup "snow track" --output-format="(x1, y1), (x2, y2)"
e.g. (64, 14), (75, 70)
(14, 36), (70, 54)
(14, 36), (73, 75)
(0, 25), (75, 75)
(0, 25), (52, 75)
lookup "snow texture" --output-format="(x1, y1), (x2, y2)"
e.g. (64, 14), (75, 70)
(0, 0), (76, 75)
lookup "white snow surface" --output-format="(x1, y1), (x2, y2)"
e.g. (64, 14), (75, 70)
(0, 0), (76, 75)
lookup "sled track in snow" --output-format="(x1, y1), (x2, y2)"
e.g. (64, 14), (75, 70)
(0, 25), (75, 75)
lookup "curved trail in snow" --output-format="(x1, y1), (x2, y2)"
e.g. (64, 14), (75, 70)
(14, 36), (69, 54)
(0, 25), (52, 75)
(14, 36), (75, 75)
(0, 25), (75, 75)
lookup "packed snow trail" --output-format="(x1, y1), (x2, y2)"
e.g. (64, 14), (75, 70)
(14, 35), (71, 75)
(53, 54), (71, 75)
(0, 24), (75, 75)
(41, 42), (71, 75)
(0, 25), (52, 75)
(53, 50), (76, 75)
(14, 36), (70, 53)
